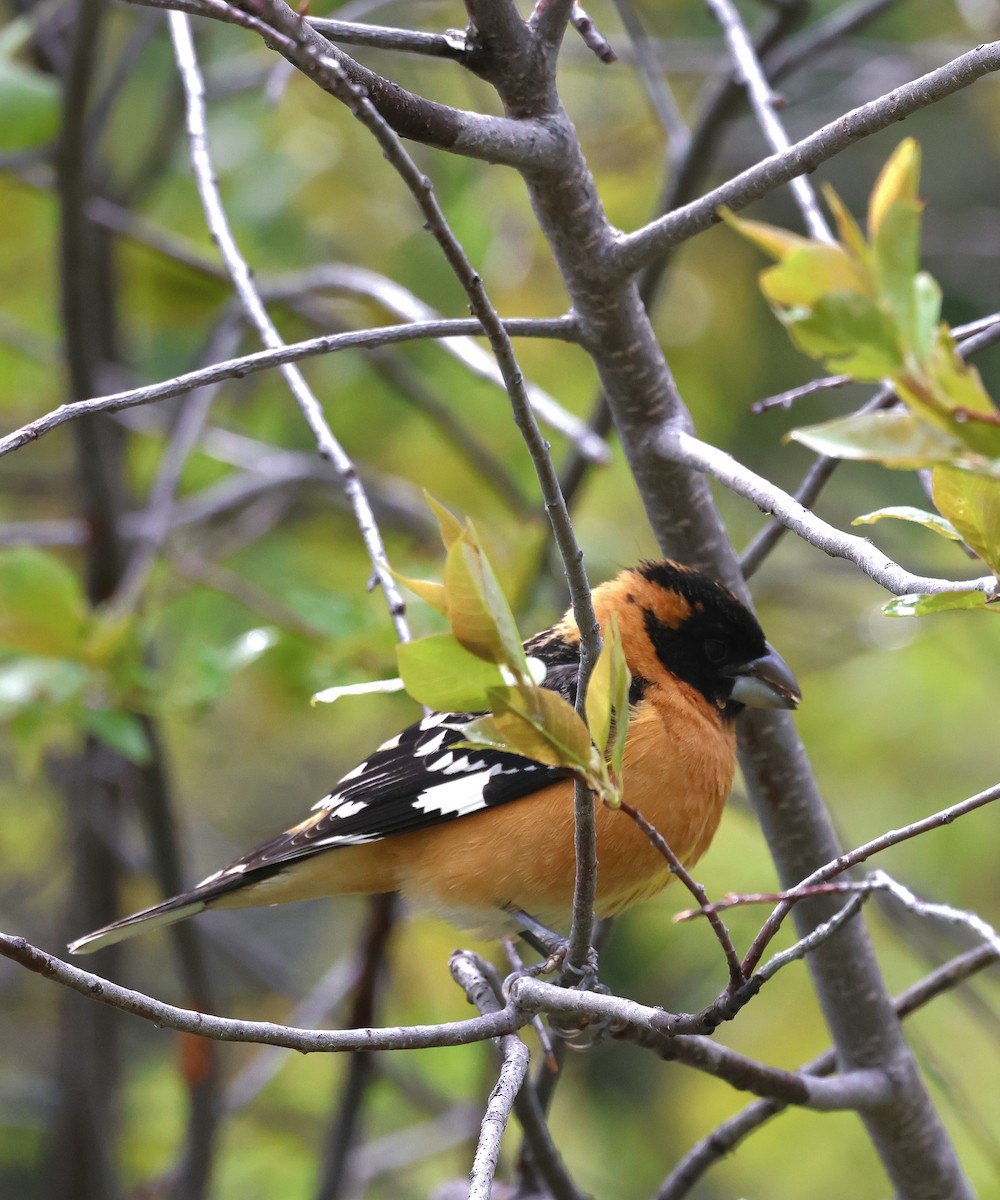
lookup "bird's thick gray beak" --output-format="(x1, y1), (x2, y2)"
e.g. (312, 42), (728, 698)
(728, 643), (801, 710)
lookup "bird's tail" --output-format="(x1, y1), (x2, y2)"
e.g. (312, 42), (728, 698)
(68, 892), (210, 955)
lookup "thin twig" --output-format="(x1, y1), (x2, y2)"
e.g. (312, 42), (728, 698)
(626, 1024), (891, 1111)
(752, 893), (868, 986)
(451, 951), (585, 1200)
(618, 800), (744, 988)
(751, 373), (853, 413)
(169, 11), (412, 644)
(307, 17), (469, 60)
(704, 0), (832, 242)
(867, 870), (1000, 957)
(469, 1035), (531, 1200)
(742, 779), (1000, 975)
(0, 317), (578, 459)
(568, 4), (617, 64)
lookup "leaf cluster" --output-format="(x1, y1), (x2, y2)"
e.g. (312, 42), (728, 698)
(393, 498), (630, 806)
(0, 548), (277, 768)
(725, 140), (1000, 616)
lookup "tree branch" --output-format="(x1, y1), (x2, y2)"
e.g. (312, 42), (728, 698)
(616, 40), (1000, 274)
(657, 941), (1000, 1199)
(656, 427), (997, 597)
(0, 317), (578, 458)
(704, 0), (832, 242)
(0, 934), (520, 1050)
(131, 0), (562, 166)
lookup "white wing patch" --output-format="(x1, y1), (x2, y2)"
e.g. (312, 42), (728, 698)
(413, 766), (503, 817)
(328, 798), (368, 821)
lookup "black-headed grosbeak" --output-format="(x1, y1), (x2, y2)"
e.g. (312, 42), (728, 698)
(69, 560), (799, 954)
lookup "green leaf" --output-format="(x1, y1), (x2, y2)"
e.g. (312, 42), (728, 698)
(882, 591), (996, 617)
(910, 273), (942, 367)
(852, 506), (961, 540)
(396, 633), (505, 712)
(0, 656), (89, 715)
(872, 197), (924, 351)
(584, 614), (632, 772)
(917, 328), (1000, 457)
(83, 708), (153, 763)
(0, 549), (89, 658)
(931, 466), (1000, 574)
(606, 616), (632, 780)
(0, 59), (60, 152)
(788, 410), (962, 468)
(585, 638), (612, 760)
(780, 292), (903, 379)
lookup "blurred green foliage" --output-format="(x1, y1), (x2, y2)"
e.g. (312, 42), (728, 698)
(1, 1), (1000, 1198)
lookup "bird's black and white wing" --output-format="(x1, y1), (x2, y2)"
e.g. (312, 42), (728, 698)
(68, 638), (581, 952)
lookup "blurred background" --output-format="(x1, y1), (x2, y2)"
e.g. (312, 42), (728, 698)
(0, 0), (999, 1196)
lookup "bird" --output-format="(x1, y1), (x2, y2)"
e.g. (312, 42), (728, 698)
(69, 559), (800, 955)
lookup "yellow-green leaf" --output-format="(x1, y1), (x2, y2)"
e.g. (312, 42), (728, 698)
(871, 196), (925, 350)
(868, 138), (921, 241)
(444, 533), (529, 678)
(423, 492), (465, 550)
(883, 590), (996, 617)
(914, 328), (1000, 457)
(607, 616), (632, 779)
(482, 684), (594, 771)
(852, 506), (960, 540)
(789, 410), (961, 468)
(585, 637), (612, 759)
(760, 243), (869, 309)
(781, 292), (903, 380)
(720, 208), (815, 261)
(0, 549), (89, 658)
(931, 466), (1000, 574)
(822, 184), (868, 261)
(443, 537), (506, 664)
(390, 568), (449, 617)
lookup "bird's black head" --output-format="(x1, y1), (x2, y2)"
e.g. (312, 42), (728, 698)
(631, 560), (800, 719)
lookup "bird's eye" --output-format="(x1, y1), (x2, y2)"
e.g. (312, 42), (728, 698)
(704, 638), (728, 664)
